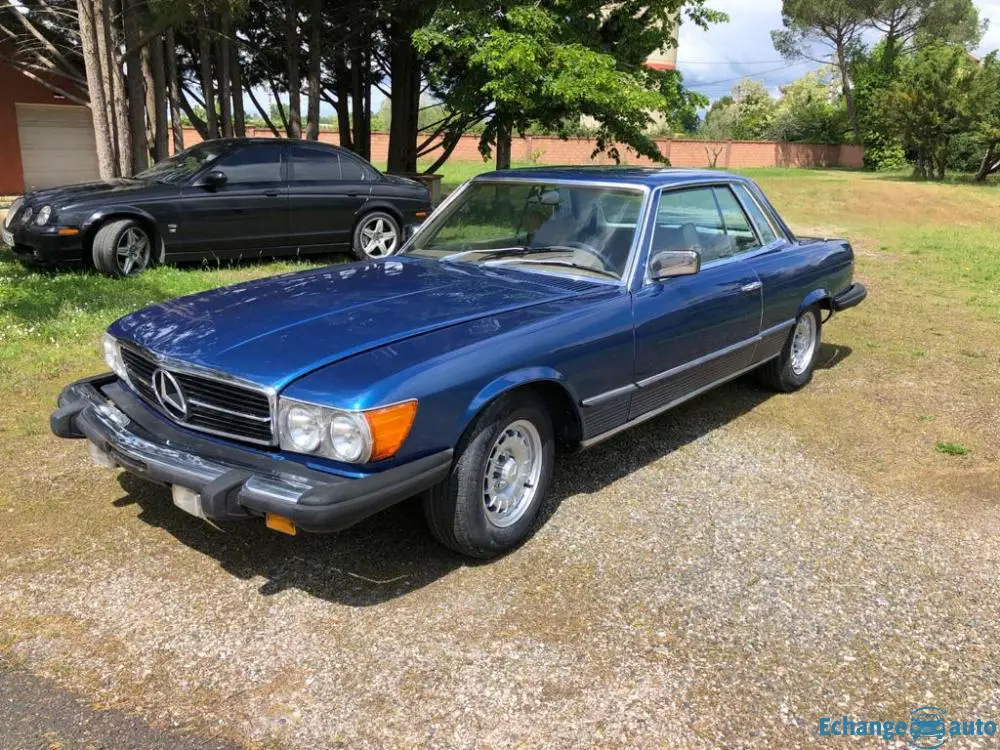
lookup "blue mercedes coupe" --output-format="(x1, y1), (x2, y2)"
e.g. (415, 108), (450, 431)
(51, 167), (866, 558)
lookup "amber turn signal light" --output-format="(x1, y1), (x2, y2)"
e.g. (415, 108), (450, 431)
(57, 228), (80, 236)
(415, 211), (428, 219)
(364, 400), (418, 461)
(265, 513), (297, 535)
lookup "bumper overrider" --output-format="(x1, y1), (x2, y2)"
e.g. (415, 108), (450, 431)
(50, 374), (453, 534)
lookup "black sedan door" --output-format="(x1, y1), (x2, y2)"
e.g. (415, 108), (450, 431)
(286, 143), (372, 251)
(176, 142), (289, 257)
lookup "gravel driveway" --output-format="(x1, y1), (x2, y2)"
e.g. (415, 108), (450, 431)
(3, 330), (999, 748)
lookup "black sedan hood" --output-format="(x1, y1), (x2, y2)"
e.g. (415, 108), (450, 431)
(25, 179), (169, 207)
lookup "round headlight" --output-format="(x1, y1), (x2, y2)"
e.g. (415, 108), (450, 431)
(329, 414), (368, 462)
(286, 406), (322, 452)
(35, 205), (52, 226)
(21, 206), (33, 225)
(102, 333), (127, 381)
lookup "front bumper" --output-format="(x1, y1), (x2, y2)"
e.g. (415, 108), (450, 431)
(50, 374), (452, 533)
(5, 224), (85, 266)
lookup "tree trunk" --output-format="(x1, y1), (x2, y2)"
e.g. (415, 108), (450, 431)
(387, 15), (419, 172)
(836, 41), (861, 145)
(197, 13), (218, 139)
(975, 143), (997, 182)
(305, 0), (322, 140)
(495, 115), (512, 170)
(229, 22), (245, 137)
(147, 34), (168, 161)
(332, 56), (353, 151)
(179, 88), (209, 140)
(247, 87), (282, 137)
(165, 27), (185, 153)
(913, 146), (926, 180)
(285, 0), (302, 138)
(77, 0), (117, 180)
(217, 8), (233, 138)
(268, 79), (290, 132)
(95, 0), (120, 175)
(351, 47), (370, 159)
(103, 0), (132, 176)
(121, 0), (147, 173)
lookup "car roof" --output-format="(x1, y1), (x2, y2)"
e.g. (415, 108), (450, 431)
(475, 166), (750, 189)
(199, 137), (346, 153)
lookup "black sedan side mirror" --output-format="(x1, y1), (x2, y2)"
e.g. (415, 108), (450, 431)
(200, 170), (228, 188)
(649, 249), (701, 281)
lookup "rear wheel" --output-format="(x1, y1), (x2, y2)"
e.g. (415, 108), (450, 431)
(422, 392), (554, 558)
(92, 219), (151, 277)
(352, 211), (400, 260)
(757, 306), (822, 392)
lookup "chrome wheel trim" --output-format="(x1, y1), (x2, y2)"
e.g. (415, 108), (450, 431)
(115, 226), (151, 275)
(790, 312), (817, 375)
(359, 216), (398, 258)
(482, 418), (543, 528)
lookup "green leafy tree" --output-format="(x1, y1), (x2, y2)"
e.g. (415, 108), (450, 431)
(884, 40), (978, 179)
(970, 52), (1000, 181)
(730, 79), (775, 140)
(415, 0), (725, 170)
(768, 68), (847, 144)
(772, 0), (869, 144)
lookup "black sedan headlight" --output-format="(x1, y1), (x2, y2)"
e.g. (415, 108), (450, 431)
(35, 205), (53, 226)
(3, 197), (23, 228)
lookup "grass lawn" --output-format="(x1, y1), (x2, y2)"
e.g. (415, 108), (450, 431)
(0, 164), (997, 581)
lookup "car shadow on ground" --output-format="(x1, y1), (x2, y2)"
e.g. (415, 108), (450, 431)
(117, 342), (851, 607)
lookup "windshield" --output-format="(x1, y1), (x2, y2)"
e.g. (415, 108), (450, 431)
(135, 142), (231, 184)
(406, 181), (645, 281)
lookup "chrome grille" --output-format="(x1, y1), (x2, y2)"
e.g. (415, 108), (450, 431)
(120, 344), (275, 445)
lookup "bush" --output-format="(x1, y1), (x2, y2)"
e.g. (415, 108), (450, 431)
(947, 133), (984, 173)
(863, 132), (908, 171)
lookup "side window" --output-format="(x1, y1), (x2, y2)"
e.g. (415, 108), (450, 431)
(652, 187), (730, 264)
(713, 187), (761, 256)
(732, 183), (779, 245)
(215, 145), (282, 184)
(289, 147), (341, 181)
(340, 155), (369, 181)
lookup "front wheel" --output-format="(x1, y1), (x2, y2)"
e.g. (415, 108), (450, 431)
(352, 211), (401, 260)
(422, 393), (554, 558)
(757, 306), (822, 392)
(91, 219), (151, 277)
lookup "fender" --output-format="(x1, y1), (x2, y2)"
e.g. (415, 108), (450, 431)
(461, 367), (583, 438)
(81, 205), (159, 236)
(798, 288), (833, 317)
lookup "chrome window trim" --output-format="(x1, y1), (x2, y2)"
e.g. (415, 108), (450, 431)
(118, 340), (279, 446)
(579, 319), (795, 408)
(402, 176), (653, 288)
(731, 182), (786, 246)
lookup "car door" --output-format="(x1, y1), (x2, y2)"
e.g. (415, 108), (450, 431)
(629, 185), (763, 420)
(177, 142), (288, 256)
(286, 144), (373, 250)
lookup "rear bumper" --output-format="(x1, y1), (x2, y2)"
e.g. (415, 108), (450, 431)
(832, 282), (867, 312)
(51, 374), (452, 533)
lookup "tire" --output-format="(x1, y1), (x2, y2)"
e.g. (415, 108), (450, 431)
(91, 219), (152, 277)
(757, 306), (822, 392)
(351, 211), (401, 260)
(422, 392), (555, 558)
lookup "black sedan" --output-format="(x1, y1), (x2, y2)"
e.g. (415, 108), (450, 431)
(1, 139), (432, 276)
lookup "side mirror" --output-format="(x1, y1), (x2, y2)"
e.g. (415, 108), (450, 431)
(200, 169), (228, 188)
(649, 249), (701, 281)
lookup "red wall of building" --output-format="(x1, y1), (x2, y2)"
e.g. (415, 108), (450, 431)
(0, 61), (84, 194)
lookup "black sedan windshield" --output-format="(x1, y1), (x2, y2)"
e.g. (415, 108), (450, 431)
(135, 142), (230, 184)
(407, 181), (644, 281)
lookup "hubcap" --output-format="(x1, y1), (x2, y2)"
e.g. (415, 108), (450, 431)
(790, 313), (817, 375)
(482, 419), (543, 528)
(360, 217), (398, 258)
(115, 227), (150, 275)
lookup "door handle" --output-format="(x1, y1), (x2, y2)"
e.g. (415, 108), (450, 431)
(263, 190), (280, 197)
(740, 281), (762, 293)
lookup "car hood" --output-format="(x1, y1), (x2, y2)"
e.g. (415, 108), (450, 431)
(109, 257), (594, 390)
(25, 178), (164, 207)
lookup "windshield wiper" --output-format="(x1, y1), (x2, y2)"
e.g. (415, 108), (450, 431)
(440, 245), (573, 263)
(483, 257), (619, 280)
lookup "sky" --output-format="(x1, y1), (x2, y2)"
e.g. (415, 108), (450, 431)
(677, 0), (1000, 103)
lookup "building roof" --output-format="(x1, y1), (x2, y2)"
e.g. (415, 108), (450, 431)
(476, 166), (747, 188)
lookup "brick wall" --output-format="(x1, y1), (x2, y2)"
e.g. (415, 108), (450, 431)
(184, 127), (864, 170)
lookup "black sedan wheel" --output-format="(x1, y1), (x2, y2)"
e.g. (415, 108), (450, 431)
(352, 212), (401, 260)
(92, 219), (151, 277)
(423, 392), (554, 558)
